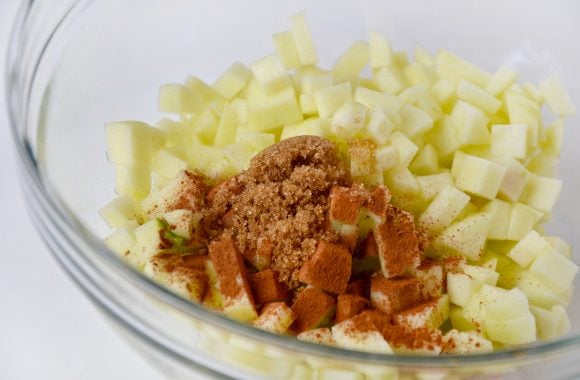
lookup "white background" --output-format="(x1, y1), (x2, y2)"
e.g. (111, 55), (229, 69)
(0, 1), (162, 379)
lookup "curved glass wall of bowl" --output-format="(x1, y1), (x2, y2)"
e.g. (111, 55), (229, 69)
(7, 0), (580, 379)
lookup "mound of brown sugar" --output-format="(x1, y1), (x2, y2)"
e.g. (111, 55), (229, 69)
(201, 136), (351, 289)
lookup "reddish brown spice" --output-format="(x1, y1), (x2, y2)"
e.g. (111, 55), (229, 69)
(371, 275), (421, 316)
(291, 287), (336, 333)
(248, 269), (289, 306)
(297, 241), (352, 294)
(335, 294), (368, 323)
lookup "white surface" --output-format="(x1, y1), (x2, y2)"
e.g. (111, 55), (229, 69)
(0, 2), (162, 379)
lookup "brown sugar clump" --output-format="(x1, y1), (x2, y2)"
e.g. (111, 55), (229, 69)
(291, 287), (336, 333)
(297, 241), (352, 294)
(373, 206), (422, 278)
(202, 136), (351, 289)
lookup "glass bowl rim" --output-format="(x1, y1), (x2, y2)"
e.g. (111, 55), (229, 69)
(6, 0), (580, 370)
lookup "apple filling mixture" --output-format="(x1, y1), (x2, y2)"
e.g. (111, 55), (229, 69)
(101, 13), (578, 355)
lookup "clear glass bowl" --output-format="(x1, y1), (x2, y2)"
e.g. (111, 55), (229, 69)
(7, 0), (580, 379)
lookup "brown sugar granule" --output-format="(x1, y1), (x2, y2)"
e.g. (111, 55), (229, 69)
(291, 287), (336, 333)
(373, 206), (422, 278)
(335, 294), (368, 323)
(202, 136), (351, 289)
(248, 269), (289, 306)
(297, 240), (352, 294)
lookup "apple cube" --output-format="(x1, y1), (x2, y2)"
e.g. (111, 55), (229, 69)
(457, 80), (501, 114)
(382, 325), (443, 355)
(114, 163), (151, 201)
(331, 313), (393, 354)
(209, 234), (257, 322)
(335, 294), (368, 323)
(370, 276), (420, 315)
(530, 305), (571, 341)
(418, 186), (470, 233)
(353, 87), (403, 123)
(539, 75), (576, 116)
(485, 67), (518, 97)
(330, 101), (369, 139)
(431, 79), (456, 110)
(144, 255), (208, 302)
(299, 93), (318, 115)
(247, 81), (303, 131)
(393, 295), (450, 329)
(442, 330), (493, 354)
(451, 152), (506, 199)
(105, 121), (160, 165)
(447, 272), (478, 307)
(248, 269), (289, 306)
(388, 132), (419, 167)
(365, 108), (394, 145)
(409, 144), (439, 175)
(384, 166), (421, 196)
(374, 65), (408, 95)
(417, 172), (454, 201)
(431, 212), (490, 261)
(315, 82), (353, 118)
(399, 85), (442, 121)
(463, 265), (499, 287)
(297, 327), (335, 346)
(506, 230), (551, 268)
(485, 314), (536, 345)
(272, 31), (301, 69)
(158, 84), (200, 114)
(543, 118), (564, 155)
(161, 209), (201, 241)
(369, 31), (394, 69)
(449, 100), (490, 146)
(491, 156), (531, 202)
(405, 62), (438, 87)
(250, 53), (292, 93)
(212, 61), (251, 99)
(291, 287), (336, 333)
(398, 104), (434, 140)
(490, 124), (528, 159)
(299, 72), (333, 94)
(151, 149), (189, 182)
(192, 107), (219, 144)
(252, 302), (296, 334)
(329, 186), (367, 225)
(104, 221), (139, 257)
(99, 196), (141, 228)
(504, 89), (541, 148)
(529, 248), (578, 293)
(332, 41), (370, 84)
(415, 261), (444, 299)
(545, 236), (572, 259)
(280, 117), (329, 140)
(480, 199), (511, 240)
(507, 202), (544, 241)
(435, 50), (492, 88)
(298, 241), (352, 294)
(516, 271), (571, 309)
(426, 117), (462, 164)
(349, 139), (376, 177)
(289, 12), (318, 65)
(521, 175), (562, 213)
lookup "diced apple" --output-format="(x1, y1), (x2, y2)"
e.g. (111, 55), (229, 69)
(158, 84), (200, 114)
(349, 139), (376, 177)
(485, 313), (536, 345)
(435, 50), (492, 88)
(272, 31), (301, 69)
(415, 261), (444, 299)
(332, 41), (369, 84)
(405, 62), (438, 87)
(521, 175), (562, 213)
(485, 67), (518, 97)
(104, 221), (139, 257)
(431, 79), (456, 111)
(491, 156), (531, 202)
(417, 172), (454, 201)
(212, 61), (251, 99)
(280, 117), (329, 140)
(399, 85), (442, 121)
(105, 121), (160, 165)
(331, 313), (393, 354)
(442, 330), (493, 354)
(457, 80), (501, 114)
(371, 276), (420, 315)
(291, 287), (336, 333)
(480, 199), (511, 240)
(529, 248), (578, 293)
(290, 12), (318, 65)
(393, 295), (450, 329)
(447, 272), (478, 307)
(114, 163), (151, 200)
(451, 152), (506, 200)
(369, 31), (394, 69)
(299, 72), (333, 94)
(143, 255), (208, 302)
(409, 144), (439, 175)
(507, 202), (544, 241)
(539, 75), (576, 116)
(449, 100), (490, 146)
(365, 109), (395, 145)
(253, 302), (296, 334)
(374, 65), (408, 95)
(151, 149), (189, 181)
(545, 236), (572, 259)
(250, 53), (292, 93)
(530, 305), (571, 341)
(100, 196), (141, 228)
(315, 83), (353, 118)
(383, 166), (421, 195)
(418, 186), (470, 233)
(236, 131), (275, 153)
(330, 102), (369, 139)
(426, 117), (462, 164)
(431, 212), (490, 261)
(353, 87), (403, 123)
(516, 271), (571, 309)
(490, 124), (528, 159)
(388, 131), (419, 167)
(247, 81), (303, 131)
(398, 104), (434, 139)
(506, 230), (551, 268)
(298, 241), (352, 294)
(504, 89), (542, 148)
